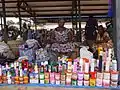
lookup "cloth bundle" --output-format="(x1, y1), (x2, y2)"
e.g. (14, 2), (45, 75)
(36, 48), (57, 63)
(0, 42), (15, 64)
(19, 39), (40, 62)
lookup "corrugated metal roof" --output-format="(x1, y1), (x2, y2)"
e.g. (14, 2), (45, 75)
(0, 0), (109, 17)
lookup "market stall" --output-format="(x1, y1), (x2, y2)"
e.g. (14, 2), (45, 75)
(0, 0), (119, 90)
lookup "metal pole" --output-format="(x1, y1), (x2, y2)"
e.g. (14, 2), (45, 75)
(1, 0), (7, 43)
(75, 0), (77, 30)
(72, 0), (74, 29)
(17, 0), (22, 37)
(1, 17), (3, 30)
(78, 0), (81, 42)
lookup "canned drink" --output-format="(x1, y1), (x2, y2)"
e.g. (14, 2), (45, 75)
(77, 80), (83, 86)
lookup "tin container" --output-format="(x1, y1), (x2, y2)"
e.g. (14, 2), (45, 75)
(61, 80), (66, 85)
(45, 72), (49, 79)
(103, 73), (110, 80)
(72, 73), (77, 80)
(77, 80), (83, 86)
(111, 81), (118, 87)
(90, 78), (96, 87)
(84, 80), (89, 86)
(111, 71), (118, 82)
(40, 73), (44, 80)
(96, 72), (103, 80)
(84, 73), (89, 81)
(66, 71), (72, 85)
(72, 80), (77, 86)
(61, 73), (66, 81)
(78, 72), (83, 80)
(23, 76), (29, 84)
(103, 79), (110, 87)
(40, 79), (44, 84)
(96, 79), (102, 87)
(56, 80), (60, 85)
(50, 72), (55, 84)
(45, 78), (49, 84)
(55, 73), (60, 80)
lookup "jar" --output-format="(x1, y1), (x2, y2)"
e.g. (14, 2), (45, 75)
(40, 79), (44, 84)
(55, 73), (60, 80)
(90, 78), (96, 86)
(111, 81), (118, 87)
(84, 80), (89, 86)
(103, 79), (110, 87)
(56, 80), (60, 85)
(78, 72), (83, 80)
(111, 71), (118, 82)
(96, 79), (102, 87)
(45, 72), (49, 79)
(72, 80), (77, 86)
(77, 80), (83, 86)
(45, 78), (49, 84)
(72, 73), (77, 80)
(84, 73), (89, 81)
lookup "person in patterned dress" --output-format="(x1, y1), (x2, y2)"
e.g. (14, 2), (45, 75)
(50, 19), (74, 57)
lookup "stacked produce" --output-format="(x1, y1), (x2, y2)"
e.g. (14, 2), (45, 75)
(0, 47), (118, 88)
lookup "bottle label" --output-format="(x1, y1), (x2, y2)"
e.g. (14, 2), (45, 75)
(40, 73), (44, 79)
(111, 73), (118, 81)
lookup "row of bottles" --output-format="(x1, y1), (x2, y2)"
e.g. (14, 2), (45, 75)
(0, 53), (118, 88)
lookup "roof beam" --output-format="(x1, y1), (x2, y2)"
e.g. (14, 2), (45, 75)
(0, 9), (108, 13)
(0, 4), (109, 8)
(5, 13), (108, 17)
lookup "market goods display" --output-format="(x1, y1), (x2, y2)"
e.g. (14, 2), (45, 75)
(0, 47), (119, 88)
